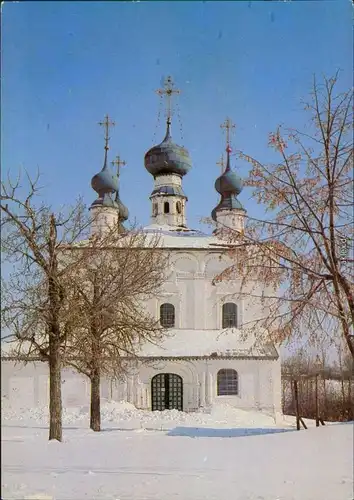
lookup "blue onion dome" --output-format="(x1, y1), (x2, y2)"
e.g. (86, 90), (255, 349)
(211, 146), (245, 222)
(144, 121), (192, 177)
(215, 147), (243, 196)
(91, 162), (119, 209)
(91, 164), (118, 197)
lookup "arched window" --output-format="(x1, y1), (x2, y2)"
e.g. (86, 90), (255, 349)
(164, 202), (170, 214)
(217, 369), (238, 396)
(153, 203), (158, 216)
(160, 303), (175, 327)
(222, 303), (237, 328)
(176, 201), (182, 214)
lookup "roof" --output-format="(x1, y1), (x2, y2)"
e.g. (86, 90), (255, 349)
(150, 185), (187, 198)
(137, 329), (279, 360)
(1, 330), (279, 361)
(141, 225), (232, 250)
(69, 224), (236, 252)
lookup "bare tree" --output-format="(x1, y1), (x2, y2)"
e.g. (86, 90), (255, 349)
(1, 171), (91, 441)
(61, 229), (169, 432)
(215, 73), (354, 357)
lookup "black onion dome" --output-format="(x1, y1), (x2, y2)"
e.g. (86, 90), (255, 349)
(144, 123), (192, 177)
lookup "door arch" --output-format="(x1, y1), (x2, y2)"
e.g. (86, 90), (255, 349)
(151, 373), (183, 411)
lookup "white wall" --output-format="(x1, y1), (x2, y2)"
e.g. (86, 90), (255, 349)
(1, 357), (281, 418)
(147, 248), (271, 335)
(1, 247), (282, 417)
(1, 362), (92, 408)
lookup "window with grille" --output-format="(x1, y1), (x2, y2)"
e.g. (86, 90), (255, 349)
(217, 369), (239, 396)
(222, 302), (237, 328)
(160, 303), (175, 327)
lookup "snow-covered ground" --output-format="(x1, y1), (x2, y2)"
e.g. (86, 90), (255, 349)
(2, 400), (353, 500)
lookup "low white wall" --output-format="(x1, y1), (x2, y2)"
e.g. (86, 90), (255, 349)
(1, 357), (281, 417)
(1, 362), (92, 408)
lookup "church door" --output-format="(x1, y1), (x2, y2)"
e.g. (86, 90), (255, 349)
(151, 373), (183, 411)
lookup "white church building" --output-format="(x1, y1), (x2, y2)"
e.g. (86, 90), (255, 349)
(1, 77), (282, 420)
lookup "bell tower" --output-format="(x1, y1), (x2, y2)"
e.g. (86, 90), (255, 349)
(90, 115), (129, 235)
(144, 77), (192, 229)
(211, 118), (246, 234)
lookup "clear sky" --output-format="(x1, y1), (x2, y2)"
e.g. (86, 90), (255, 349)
(2, 0), (353, 230)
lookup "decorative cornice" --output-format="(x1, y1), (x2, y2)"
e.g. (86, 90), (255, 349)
(1, 352), (279, 363)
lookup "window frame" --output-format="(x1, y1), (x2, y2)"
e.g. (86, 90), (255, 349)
(164, 201), (170, 214)
(217, 369), (239, 396)
(222, 302), (238, 328)
(160, 303), (175, 328)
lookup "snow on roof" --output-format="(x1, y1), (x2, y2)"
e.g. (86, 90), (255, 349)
(1, 330), (278, 361)
(137, 329), (278, 359)
(70, 226), (232, 251)
(142, 225), (231, 250)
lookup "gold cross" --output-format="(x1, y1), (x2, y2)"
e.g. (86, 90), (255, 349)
(111, 155), (126, 177)
(156, 76), (180, 123)
(216, 154), (225, 174)
(220, 117), (236, 148)
(98, 114), (116, 151)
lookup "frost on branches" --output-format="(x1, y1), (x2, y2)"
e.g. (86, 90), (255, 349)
(216, 73), (354, 358)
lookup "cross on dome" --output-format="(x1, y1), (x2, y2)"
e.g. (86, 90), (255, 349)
(111, 155), (126, 177)
(156, 76), (181, 125)
(211, 117), (244, 225)
(220, 117), (236, 152)
(216, 154), (225, 174)
(99, 114), (116, 154)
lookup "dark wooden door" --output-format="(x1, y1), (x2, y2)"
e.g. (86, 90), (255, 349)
(151, 373), (183, 411)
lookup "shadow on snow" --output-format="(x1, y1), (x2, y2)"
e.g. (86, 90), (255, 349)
(167, 427), (295, 438)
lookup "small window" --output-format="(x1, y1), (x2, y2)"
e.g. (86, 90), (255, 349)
(217, 369), (238, 396)
(160, 303), (175, 327)
(222, 303), (237, 328)
(164, 202), (170, 214)
(153, 203), (158, 216)
(176, 201), (182, 214)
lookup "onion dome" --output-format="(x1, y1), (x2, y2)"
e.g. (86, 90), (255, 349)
(116, 196), (129, 222)
(110, 155), (129, 222)
(91, 162), (119, 209)
(215, 146), (243, 195)
(212, 146), (244, 221)
(91, 114), (119, 209)
(144, 121), (192, 178)
(91, 164), (118, 197)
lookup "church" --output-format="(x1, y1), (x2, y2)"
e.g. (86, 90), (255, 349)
(1, 77), (282, 421)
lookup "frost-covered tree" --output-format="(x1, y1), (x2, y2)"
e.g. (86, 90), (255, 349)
(63, 229), (168, 432)
(216, 74), (354, 357)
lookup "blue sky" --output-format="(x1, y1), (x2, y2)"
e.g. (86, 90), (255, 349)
(2, 0), (353, 230)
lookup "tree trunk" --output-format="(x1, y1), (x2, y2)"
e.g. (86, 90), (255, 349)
(48, 335), (62, 441)
(90, 367), (101, 432)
